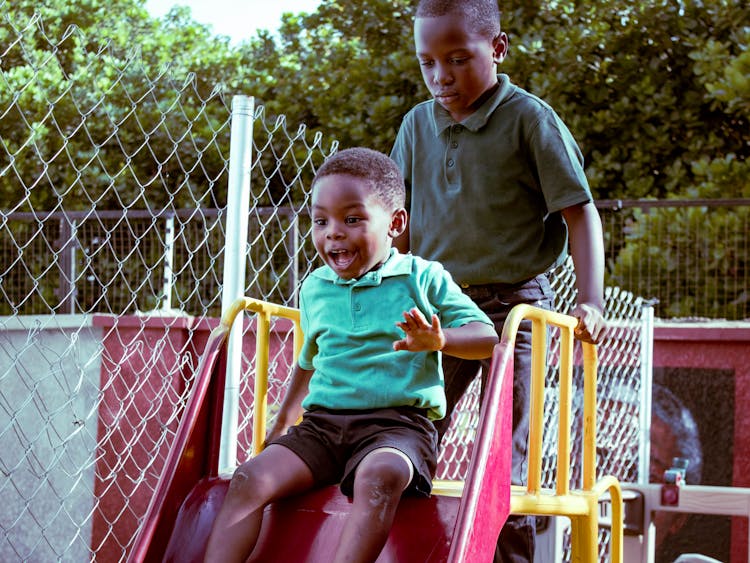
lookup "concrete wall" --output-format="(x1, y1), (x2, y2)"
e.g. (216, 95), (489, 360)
(0, 316), (102, 562)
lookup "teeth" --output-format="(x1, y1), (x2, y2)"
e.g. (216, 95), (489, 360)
(330, 249), (354, 269)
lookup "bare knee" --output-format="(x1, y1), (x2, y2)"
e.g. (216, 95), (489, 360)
(356, 468), (401, 500)
(226, 462), (272, 505)
(353, 453), (412, 510)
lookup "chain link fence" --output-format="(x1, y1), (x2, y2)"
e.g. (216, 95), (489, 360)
(1, 9), (326, 561)
(599, 198), (750, 321)
(0, 6), (731, 563)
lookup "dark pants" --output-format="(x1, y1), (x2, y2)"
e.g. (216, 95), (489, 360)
(434, 274), (554, 563)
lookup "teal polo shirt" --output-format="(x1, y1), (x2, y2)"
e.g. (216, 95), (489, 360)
(298, 249), (493, 420)
(391, 73), (593, 285)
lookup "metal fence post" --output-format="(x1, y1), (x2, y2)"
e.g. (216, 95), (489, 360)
(55, 217), (77, 314)
(637, 300), (656, 484)
(219, 95), (255, 472)
(161, 212), (175, 311)
(283, 208), (300, 308)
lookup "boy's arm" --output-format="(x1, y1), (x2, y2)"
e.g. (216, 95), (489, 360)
(441, 321), (499, 359)
(265, 363), (313, 443)
(393, 307), (498, 359)
(561, 201), (606, 343)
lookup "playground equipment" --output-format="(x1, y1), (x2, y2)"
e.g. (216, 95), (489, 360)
(505, 305), (623, 562)
(128, 300), (623, 562)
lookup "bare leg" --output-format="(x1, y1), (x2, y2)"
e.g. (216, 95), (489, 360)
(333, 448), (413, 563)
(203, 445), (315, 563)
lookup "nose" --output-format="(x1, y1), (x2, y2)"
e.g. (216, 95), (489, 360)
(433, 63), (454, 85)
(325, 221), (344, 239)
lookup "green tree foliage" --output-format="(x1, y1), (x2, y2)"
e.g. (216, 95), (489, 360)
(241, 0), (749, 202)
(1, 0), (243, 211)
(238, 0), (421, 151)
(227, 0), (421, 208)
(4, 0), (747, 205)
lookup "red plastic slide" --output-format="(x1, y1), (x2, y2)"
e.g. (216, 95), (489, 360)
(128, 311), (514, 562)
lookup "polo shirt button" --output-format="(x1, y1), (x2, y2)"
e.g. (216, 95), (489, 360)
(447, 159), (454, 167)
(353, 303), (361, 311)
(451, 141), (458, 148)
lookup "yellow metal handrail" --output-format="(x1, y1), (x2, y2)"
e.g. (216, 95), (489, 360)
(221, 297), (303, 457)
(502, 304), (623, 563)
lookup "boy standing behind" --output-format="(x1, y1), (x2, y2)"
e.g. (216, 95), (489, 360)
(204, 147), (498, 563)
(390, 1), (607, 560)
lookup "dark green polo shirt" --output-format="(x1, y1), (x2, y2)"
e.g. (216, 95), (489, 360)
(391, 74), (592, 285)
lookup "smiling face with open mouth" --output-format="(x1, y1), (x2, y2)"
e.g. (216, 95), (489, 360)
(310, 173), (405, 280)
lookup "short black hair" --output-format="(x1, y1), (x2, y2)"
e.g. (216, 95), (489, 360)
(416, 0), (501, 41)
(312, 147), (406, 210)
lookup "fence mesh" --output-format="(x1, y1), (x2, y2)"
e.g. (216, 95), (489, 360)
(0, 6), (728, 563)
(0, 9), (329, 561)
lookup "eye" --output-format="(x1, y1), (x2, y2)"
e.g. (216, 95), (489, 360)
(419, 59), (434, 67)
(345, 216), (361, 224)
(313, 218), (327, 226)
(450, 57), (469, 65)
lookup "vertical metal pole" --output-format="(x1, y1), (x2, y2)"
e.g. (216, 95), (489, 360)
(283, 209), (300, 308)
(161, 213), (175, 311)
(56, 217), (77, 314)
(219, 95), (255, 472)
(67, 219), (78, 314)
(638, 301), (655, 484)
(527, 316), (546, 494)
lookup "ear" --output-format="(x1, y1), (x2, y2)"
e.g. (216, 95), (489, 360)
(493, 32), (509, 64)
(389, 208), (408, 238)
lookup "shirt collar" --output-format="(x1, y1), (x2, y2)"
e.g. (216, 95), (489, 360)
(312, 248), (411, 287)
(432, 73), (515, 135)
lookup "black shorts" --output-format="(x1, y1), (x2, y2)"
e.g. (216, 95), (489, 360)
(269, 406), (438, 497)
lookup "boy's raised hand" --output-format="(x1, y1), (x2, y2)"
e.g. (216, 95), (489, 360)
(393, 307), (446, 352)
